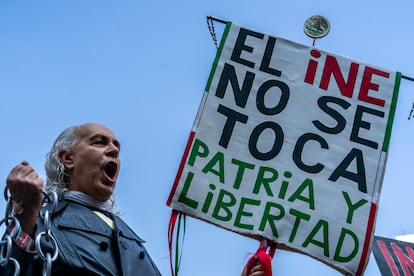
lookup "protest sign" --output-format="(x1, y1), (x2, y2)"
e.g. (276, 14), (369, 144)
(373, 236), (414, 275)
(167, 22), (401, 275)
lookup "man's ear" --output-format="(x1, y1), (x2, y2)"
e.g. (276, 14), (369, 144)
(58, 150), (74, 169)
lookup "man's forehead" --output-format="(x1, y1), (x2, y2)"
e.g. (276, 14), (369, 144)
(76, 123), (117, 139)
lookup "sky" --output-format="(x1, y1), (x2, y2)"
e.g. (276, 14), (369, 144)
(0, 0), (414, 275)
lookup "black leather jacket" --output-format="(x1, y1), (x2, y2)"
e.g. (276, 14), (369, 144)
(1, 200), (161, 275)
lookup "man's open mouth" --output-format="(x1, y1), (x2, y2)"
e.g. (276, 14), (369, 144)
(103, 161), (118, 181)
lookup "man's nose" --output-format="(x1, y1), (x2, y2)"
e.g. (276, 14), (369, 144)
(106, 143), (119, 158)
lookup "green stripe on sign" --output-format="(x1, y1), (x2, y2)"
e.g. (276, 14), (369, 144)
(205, 22), (232, 93)
(382, 71), (401, 152)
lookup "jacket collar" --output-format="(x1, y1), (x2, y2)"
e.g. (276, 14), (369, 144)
(53, 200), (145, 242)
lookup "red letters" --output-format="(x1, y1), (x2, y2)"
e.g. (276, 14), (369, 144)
(391, 243), (414, 275)
(305, 51), (390, 107)
(319, 55), (359, 98)
(377, 240), (399, 275)
(359, 67), (388, 107)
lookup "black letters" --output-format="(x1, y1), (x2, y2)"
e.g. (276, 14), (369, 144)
(216, 63), (255, 108)
(259, 36), (282, 77)
(329, 148), (367, 193)
(350, 105), (384, 149)
(249, 121), (284, 160)
(231, 28), (264, 68)
(256, 79), (290, 115)
(313, 96), (350, 134)
(217, 104), (248, 148)
(293, 133), (328, 174)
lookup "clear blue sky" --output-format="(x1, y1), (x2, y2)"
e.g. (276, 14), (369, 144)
(1, 1), (414, 275)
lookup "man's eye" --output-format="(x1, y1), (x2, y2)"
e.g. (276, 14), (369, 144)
(93, 140), (106, 145)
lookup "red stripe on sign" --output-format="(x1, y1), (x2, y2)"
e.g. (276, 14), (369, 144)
(166, 131), (196, 206)
(356, 203), (377, 275)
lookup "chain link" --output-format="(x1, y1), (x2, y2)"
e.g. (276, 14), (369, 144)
(0, 188), (59, 276)
(206, 16), (227, 49)
(35, 191), (59, 276)
(206, 16), (218, 49)
(0, 187), (21, 275)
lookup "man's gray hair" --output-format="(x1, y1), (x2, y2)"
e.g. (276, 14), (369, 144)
(44, 126), (78, 197)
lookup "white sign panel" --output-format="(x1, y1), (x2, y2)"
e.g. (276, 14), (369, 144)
(167, 22), (401, 275)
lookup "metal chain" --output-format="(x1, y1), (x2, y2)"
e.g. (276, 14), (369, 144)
(206, 16), (227, 49)
(206, 16), (218, 49)
(0, 187), (21, 276)
(0, 188), (59, 276)
(35, 191), (59, 276)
